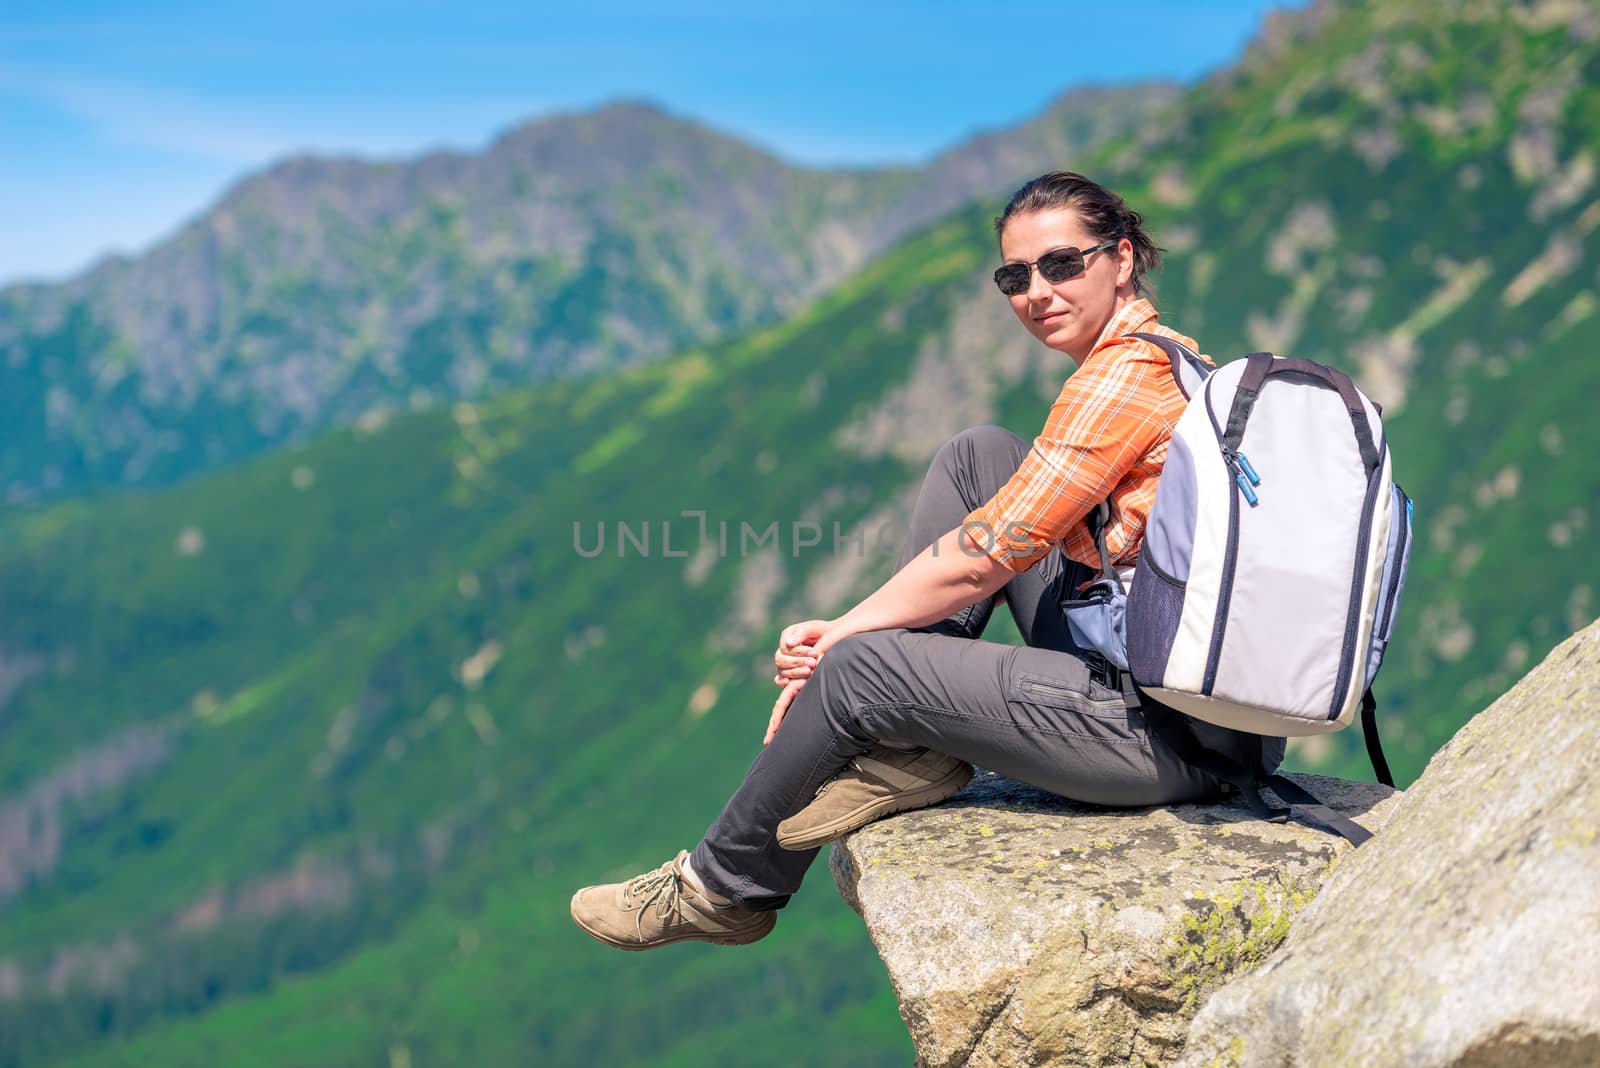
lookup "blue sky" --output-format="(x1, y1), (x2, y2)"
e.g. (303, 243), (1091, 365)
(1, 0), (1295, 286)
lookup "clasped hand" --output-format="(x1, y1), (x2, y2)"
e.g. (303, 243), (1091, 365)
(765, 618), (833, 746)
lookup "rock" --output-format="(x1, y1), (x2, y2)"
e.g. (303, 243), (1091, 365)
(829, 769), (1400, 1067)
(1179, 617), (1600, 1068)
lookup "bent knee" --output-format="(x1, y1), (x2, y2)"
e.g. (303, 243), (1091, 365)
(814, 630), (917, 708)
(817, 632), (891, 680)
(940, 424), (1025, 459)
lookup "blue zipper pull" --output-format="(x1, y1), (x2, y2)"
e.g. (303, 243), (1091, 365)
(1236, 451), (1261, 486)
(1221, 446), (1261, 507)
(1235, 472), (1259, 506)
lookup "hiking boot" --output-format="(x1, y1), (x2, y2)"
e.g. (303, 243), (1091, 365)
(570, 849), (776, 951)
(776, 746), (974, 851)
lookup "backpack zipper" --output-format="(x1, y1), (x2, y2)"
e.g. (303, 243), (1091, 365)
(1202, 375), (1238, 695)
(1328, 446), (1386, 719)
(1377, 487), (1412, 639)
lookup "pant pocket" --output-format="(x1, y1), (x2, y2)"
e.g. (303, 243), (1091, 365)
(1007, 671), (1149, 744)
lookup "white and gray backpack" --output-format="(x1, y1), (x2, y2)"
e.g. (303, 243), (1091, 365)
(1072, 334), (1413, 844)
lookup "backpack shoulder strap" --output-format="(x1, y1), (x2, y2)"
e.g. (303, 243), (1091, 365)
(1128, 331), (1210, 400)
(1362, 688), (1395, 787)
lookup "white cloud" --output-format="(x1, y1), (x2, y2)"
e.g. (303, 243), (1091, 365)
(1, 62), (301, 164)
(0, 61), (544, 165)
(0, 62), (550, 284)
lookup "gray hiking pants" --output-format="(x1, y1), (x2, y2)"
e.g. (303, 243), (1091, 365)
(690, 425), (1287, 912)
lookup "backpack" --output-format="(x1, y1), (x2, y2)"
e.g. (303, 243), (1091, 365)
(1068, 333), (1413, 845)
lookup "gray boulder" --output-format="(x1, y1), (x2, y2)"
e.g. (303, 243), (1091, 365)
(830, 769), (1400, 1066)
(1178, 617), (1600, 1067)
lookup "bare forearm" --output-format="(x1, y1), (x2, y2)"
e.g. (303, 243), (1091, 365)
(822, 526), (1012, 649)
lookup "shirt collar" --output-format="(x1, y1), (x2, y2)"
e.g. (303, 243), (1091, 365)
(1087, 298), (1159, 359)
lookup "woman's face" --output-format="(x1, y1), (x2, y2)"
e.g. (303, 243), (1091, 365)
(997, 207), (1134, 363)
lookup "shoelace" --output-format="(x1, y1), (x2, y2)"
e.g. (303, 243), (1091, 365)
(624, 861), (683, 943)
(813, 756), (872, 799)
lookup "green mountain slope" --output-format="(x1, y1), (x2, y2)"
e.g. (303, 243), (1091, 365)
(0, 217), (996, 1066)
(1, 0), (1598, 1063)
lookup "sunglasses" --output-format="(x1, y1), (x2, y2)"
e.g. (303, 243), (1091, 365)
(992, 239), (1120, 296)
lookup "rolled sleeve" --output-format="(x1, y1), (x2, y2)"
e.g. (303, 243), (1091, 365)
(962, 351), (1169, 574)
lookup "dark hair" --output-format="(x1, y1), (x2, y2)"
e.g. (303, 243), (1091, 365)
(994, 171), (1163, 297)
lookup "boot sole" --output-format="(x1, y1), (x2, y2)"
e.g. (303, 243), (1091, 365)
(570, 897), (776, 951)
(776, 762), (974, 851)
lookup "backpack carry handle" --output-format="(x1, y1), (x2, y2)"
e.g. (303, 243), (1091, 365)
(1226, 353), (1381, 475)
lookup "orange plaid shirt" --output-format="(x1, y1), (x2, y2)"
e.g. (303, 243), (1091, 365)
(963, 298), (1211, 576)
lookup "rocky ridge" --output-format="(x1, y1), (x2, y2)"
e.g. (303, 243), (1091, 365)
(0, 87), (1174, 502)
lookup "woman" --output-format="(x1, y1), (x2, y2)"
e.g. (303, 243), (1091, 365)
(570, 171), (1285, 949)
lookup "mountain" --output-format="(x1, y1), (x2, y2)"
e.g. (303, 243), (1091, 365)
(0, 87), (1177, 504)
(1, 0), (1598, 1063)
